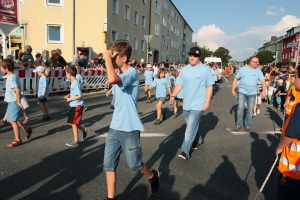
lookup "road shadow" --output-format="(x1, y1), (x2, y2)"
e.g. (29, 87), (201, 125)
(265, 107), (283, 129)
(250, 132), (278, 200)
(229, 104), (238, 122)
(0, 140), (105, 199)
(184, 155), (250, 200)
(117, 125), (185, 200)
(199, 112), (219, 140)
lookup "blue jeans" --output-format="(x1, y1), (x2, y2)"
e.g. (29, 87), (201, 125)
(236, 93), (256, 128)
(111, 95), (115, 106)
(103, 128), (144, 174)
(181, 110), (204, 157)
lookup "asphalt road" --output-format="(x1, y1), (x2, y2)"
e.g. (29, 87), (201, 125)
(0, 76), (282, 200)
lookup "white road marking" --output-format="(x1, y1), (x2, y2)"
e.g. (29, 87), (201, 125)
(226, 128), (281, 135)
(222, 76), (228, 82)
(96, 133), (168, 137)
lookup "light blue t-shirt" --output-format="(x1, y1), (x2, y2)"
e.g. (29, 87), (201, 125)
(110, 67), (144, 132)
(165, 73), (170, 80)
(144, 70), (154, 85)
(5, 74), (21, 102)
(236, 66), (265, 95)
(69, 80), (84, 107)
(169, 76), (175, 87)
(176, 63), (214, 111)
(152, 78), (170, 98)
(66, 74), (83, 84)
(38, 76), (49, 98)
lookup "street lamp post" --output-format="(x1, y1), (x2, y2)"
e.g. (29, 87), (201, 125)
(143, 35), (152, 64)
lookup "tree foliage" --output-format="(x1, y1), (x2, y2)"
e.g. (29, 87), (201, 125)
(200, 46), (232, 67)
(244, 50), (274, 65)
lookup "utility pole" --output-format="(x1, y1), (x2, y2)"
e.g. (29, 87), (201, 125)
(143, 35), (152, 63)
(296, 30), (300, 67)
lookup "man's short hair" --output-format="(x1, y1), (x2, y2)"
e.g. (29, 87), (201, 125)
(98, 53), (103, 57)
(36, 54), (42, 59)
(0, 59), (14, 72)
(66, 66), (77, 77)
(55, 48), (61, 54)
(249, 56), (258, 62)
(79, 52), (85, 56)
(24, 45), (32, 51)
(108, 39), (132, 63)
(6, 55), (14, 60)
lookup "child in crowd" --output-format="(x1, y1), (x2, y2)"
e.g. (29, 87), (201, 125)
(65, 64), (87, 114)
(284, 72), (298, 123)
(267, 82), (275, 106)
(276, 65), (300, 200)
(106, 85), (115, 109)
(34, 66), (51, 120)
(144, 65), (154, 103)
(0, 59), (33, 147)
(147, 69), (171, 125)
(64, 66), (89, 147)
(103, 40), (160, 200)
(275, 79), (285, 109)
(253, 81), (262, 116)
(168, 72), (175, 88)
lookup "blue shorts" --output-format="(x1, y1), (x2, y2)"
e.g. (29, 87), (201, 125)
(103, 128), (144, 174)
(7, 101), (21, 122)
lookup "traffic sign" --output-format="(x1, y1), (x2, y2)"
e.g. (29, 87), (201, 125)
(287, 42), (298, 48)
(143, 35), (153, 43)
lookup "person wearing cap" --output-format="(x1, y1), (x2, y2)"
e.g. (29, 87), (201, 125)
(169, 46), (214, 160)
(144, 65), (154, 103)
(78, 53), (87, 69)
(34, 66), (51, 120)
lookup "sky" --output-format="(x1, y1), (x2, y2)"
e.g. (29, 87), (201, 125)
(172, 0), (300, 61)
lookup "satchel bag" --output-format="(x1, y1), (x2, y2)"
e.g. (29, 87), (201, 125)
(10, 89), (30, 110)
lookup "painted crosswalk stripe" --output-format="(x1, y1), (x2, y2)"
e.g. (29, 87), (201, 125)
(96, 133), (168, 137)
(226, 128), (281, 135)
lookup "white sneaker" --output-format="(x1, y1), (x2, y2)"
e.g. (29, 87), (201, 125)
(257, 109), (260, 114)
(253, 113), (256, 117)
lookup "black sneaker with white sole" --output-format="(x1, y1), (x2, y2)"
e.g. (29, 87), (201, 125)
(148, 169), (160, 194)
(178, 152), (189, 160)
(191, 141), (204, 150)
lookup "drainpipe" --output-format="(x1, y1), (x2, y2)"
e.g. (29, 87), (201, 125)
(72, 0), (75, 55)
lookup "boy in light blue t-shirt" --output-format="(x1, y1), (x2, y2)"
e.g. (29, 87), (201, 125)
(33, 66), (51, 120)
(0, 59), (33, 148)
(102, 40), (160, 200)
(64, 66), (89, 147)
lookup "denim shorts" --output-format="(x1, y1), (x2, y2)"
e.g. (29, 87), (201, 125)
(7, 101), (21, 122)
(103, 128), (144, 174)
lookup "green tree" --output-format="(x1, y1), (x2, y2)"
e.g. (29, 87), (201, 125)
(213, 47), (232, 67)
(254, 50), (274, 65)
(200, 46), (214, 63)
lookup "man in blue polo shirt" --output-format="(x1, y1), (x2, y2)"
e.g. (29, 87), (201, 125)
(231, 56), (266, 131)
(169, 46), (214, 160)
(78, 53), (87, 69)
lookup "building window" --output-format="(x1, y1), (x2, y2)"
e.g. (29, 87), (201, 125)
(111, 29), (118, 42)
(142, 15), (146, 28)
(112, 0), (119, 14)
(46, 0), (63, 6)
(124, 33), (129, 41)
(124, 4), (130, 20)
(143, 0), (146, 4)
(163, 0), (168, 10)
(162, 35), (166, 44)
(141, 40), (145, 51)
(134, 10), (139, 25)
(168, 14), (170, 23)
(155, 1), (160, 15)
(133, 37), (138, 50)
(46, 23), (64, 43)
(163, 18), (167, 27)
(155, 22), (160, 36)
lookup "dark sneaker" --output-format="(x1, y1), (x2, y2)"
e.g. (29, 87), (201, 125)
(245, 127), (250, 131)
(162, 110), (167, 120)
(0, 119), (7, 125)
(148, 169), (160, 194)
(82, 128), (89, 141)
(233, 126), (241, 131)
(42, 115), (51, 120)
(66, 140), (79, 147)
(154, 119), (161, 125)
(147, 97), (152, 103)
(109, 105), (115, 110)
(65, 111), (70, 115)
(25, 126), (34, 140)
(83, 106), (88, 112)
(191, 141), (203, 150)
(178, 152), (189, 160)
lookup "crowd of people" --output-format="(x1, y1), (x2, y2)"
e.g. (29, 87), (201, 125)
(1, 39), (300, 199)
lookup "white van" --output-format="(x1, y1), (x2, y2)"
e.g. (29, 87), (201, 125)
(204, 57), (223, 83)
